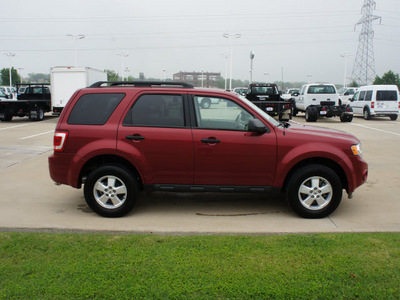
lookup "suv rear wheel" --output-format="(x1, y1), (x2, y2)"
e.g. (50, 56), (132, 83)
(84, 165), (138, 217)
(286, 164), (342, 218)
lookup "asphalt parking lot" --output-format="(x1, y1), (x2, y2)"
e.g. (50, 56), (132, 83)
(0, 113), (399, 234)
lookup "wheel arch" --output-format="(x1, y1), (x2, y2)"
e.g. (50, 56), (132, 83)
(282, 157), (348, 193)
(79, 155), (143, 190)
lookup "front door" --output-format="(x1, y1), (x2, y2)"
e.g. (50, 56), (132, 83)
(191, 95), (277, 186)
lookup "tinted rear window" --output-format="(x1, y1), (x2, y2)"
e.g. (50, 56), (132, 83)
(123, 94), (185, 127)
(307, 85), (336, 94)
(68, 93), (125, 125)
(376, 90), (398, 101)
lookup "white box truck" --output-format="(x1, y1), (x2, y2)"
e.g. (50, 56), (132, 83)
(51, 66), (107, 114)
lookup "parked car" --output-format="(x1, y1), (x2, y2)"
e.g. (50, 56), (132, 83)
(338, 87), (358, 105)
(281, 88), (300, 100)
(348, 85), (399, 120)
(0, 89), (8, 101)
(48, 81), (368, 219)
(0, 86), (15, 99)
(197, 96), (220, 109)
(233, 87), (248, 96)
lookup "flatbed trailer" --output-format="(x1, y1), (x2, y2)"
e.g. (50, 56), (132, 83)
(0, 83), (51, 121)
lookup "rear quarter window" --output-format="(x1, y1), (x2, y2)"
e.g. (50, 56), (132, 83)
(67, 93), (125, 125)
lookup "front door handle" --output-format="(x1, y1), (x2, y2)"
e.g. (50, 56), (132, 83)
(126, 135), (145, 141)
(201, 138), (221, 144)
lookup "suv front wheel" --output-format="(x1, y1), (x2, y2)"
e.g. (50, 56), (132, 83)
(286, 164), (342, 218)
(84, 165), (138, 217)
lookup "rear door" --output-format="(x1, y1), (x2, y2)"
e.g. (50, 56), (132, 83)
(117, 93), (194, 184)
(374, 88), (399, 114)
(190, 94), (277, 186)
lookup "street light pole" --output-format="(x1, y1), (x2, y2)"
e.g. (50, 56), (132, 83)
(341, 51), (350, 88)
(4, 51), (16, 86)
(222, 52), (229, 90)
(116, 51), (129, 81)
(223, 33), (241, 90)
(249, 51), (255, 84)
(67, 33), (85, 66)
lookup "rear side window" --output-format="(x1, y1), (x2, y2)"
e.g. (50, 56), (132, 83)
(359, 91), (366, 101)
(365, 91), (373, 101)
(123, 94), (185, 127)
(307, 85), (336, 94)
(68, 93), (125, 125)
(376, 90), (398, 101)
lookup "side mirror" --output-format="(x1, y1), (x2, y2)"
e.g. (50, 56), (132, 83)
(248, 118), (267, 134)
(349, 97), (354, 102)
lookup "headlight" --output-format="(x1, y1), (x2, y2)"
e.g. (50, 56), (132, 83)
(351, 143), (362, 157)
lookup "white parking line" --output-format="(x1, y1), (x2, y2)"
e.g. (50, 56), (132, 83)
(0, 119), (55, 131)
(20, 130), (54, 140)
(0, 123), (32, 131)
(351, 123), (400, 137)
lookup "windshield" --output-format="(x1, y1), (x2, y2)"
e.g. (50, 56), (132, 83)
(337, 87), (346, 94)
(238, 95), (280, 126)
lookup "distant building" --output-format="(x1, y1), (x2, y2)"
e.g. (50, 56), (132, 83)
(173, 71), (221, 88)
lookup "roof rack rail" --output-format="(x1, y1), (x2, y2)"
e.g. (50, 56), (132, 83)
(89, 81), (194, 88)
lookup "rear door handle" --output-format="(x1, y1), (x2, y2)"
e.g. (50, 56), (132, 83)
(126, 135), (145, 141)
(201, 138), (221, 144)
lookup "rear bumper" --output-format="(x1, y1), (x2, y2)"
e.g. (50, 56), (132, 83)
(48, 152), (83, 188)
(371, 110), (399, 116)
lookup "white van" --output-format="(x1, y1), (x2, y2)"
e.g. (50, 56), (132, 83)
(348, 85), (399, 120)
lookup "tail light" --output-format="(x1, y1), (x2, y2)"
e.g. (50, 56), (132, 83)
(54, 131), (69, 152)
(371, 102), (375, 109)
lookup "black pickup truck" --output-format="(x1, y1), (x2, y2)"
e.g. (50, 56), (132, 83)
(0, 83), (51, 121)
(245, 83), (294, 121)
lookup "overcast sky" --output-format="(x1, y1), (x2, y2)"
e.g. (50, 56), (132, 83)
(1, 0), (399, 85)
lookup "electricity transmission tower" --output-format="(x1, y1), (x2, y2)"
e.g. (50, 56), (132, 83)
(351, 0), (381, 86)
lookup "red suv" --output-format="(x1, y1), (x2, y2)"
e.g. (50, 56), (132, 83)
(48, 81), (368, 218)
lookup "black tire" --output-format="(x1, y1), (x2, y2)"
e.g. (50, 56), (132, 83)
(33, 108), (44, 121)
(286, 164), (343, 218)
(340, 113), (353, 122)
(363, 107), (371, 120)
(305, 106), (318, 122)
(0, 113), (13, 121)
(84, 165), (138, 217)
(390, 115), (398, 121)
(200, 98), (211, 109)
(292, 108), (298, 117)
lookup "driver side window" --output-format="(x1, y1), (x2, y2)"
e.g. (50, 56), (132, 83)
(353, 91), (360, 101)
(193, 96), (253, 131)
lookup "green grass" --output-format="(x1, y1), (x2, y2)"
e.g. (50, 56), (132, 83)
(1, 232), (400, 299)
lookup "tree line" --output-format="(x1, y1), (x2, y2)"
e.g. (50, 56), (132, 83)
(2, 68), (400, 90)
